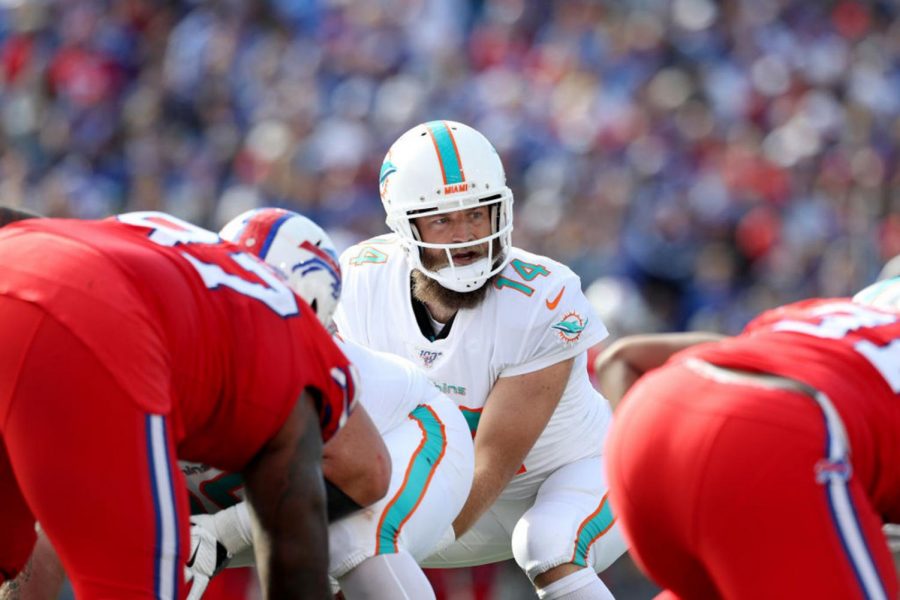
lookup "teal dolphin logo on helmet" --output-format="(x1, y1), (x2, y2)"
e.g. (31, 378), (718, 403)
(380, 160), (397, 184)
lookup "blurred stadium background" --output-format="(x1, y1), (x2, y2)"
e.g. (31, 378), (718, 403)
(1, 0), (896, 598)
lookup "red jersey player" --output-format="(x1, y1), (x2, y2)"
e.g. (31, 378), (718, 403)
(598, 295), (900, 600)
(0, 211), (357, 599)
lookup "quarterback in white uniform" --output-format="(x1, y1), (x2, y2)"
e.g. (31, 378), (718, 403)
(334, 121), (627, 600)
(181, 208), (475, 600)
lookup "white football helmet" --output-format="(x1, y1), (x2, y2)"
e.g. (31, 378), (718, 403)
(853, 276), (900, 312)
(220, 208), (341, 326)
(379, 120), (514, 292)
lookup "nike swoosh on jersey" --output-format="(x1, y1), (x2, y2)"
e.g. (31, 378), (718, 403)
(546, 286), (565, 310)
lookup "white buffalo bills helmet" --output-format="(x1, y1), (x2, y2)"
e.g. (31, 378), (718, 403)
(220, 208), (341, 325)
(379, 120), (514, 292)
(853, 276), (900, 312)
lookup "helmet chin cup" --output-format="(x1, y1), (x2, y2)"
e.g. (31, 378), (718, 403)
(402, 208), (512, 292)
(431, 257), (495, 292)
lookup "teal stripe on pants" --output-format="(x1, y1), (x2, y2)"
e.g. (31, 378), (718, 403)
(573, 496), (615, 567)
(376, 405), (447, 554)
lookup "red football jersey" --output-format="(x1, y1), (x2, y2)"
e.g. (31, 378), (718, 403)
(681, 297), (900, 520)
(0, 213), (355, 472)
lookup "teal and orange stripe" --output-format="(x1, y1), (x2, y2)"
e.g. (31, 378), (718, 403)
(570, 492), (616, 567)
(425, 121), (465, 185)
(375, 404), (448, 554)
(458, 405), (482, 435)
(458, 405), (525, 473)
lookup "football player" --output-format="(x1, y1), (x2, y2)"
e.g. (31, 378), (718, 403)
(599, 282), (900, 599)
(334, 121), (627, 599)
(0, 211), (363, 598)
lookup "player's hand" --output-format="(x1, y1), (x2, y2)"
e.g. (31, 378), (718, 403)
(185, 515), (232, 600)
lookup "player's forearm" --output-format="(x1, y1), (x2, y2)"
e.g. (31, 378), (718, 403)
(613, 332), (725, 372)
(452, 417), (543, 536)
(322, 406), (391, 512)
(248, 495), (329, 599)
(242, 397), (330, 598)
(451, 361), (572, 536)
(452, 460), (519, 537)
(595, 332), (725, 405)
(594, 349), (642, 409)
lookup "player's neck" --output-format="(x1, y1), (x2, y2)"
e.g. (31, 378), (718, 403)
(423, 301), (455, 325)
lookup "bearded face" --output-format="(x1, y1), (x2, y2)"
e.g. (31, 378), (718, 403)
(411, 238), (502, 313)
(418, 239), (491, 271)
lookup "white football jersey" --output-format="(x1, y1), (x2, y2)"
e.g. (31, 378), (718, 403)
(335, 336), (437, 434)
(334, 234), (613, 480)
(182, 334), (448, 512)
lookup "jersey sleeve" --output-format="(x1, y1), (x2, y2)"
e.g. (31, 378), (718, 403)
(302, 319), (359, 442)
(333, 243), (371, 346)
(499, 269), (608, 378)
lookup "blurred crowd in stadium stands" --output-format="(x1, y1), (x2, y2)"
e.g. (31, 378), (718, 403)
(2, 1), (896, 598)
(1, 0), (898, 339)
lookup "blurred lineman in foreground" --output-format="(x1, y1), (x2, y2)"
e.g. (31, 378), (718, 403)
(0, 211), (365, 598)
(598, 276), (900, 599)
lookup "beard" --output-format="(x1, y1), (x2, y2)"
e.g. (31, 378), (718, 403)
(411, 269), (495, 311)
(411, 241), (501, 312)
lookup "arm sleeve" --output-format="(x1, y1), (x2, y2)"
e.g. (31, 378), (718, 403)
(501, 272), (608, 377)
(333, 245), (370, 345)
